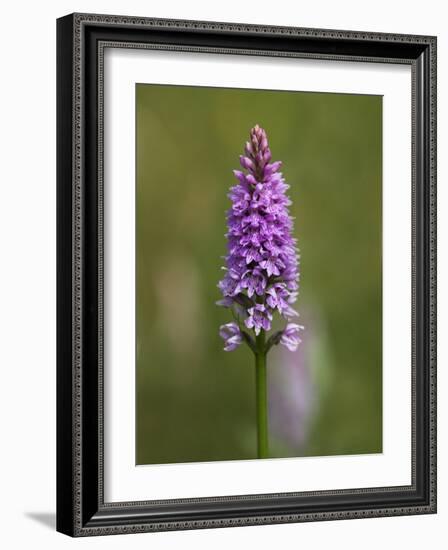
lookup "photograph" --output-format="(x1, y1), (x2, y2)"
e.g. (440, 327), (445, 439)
(135, 84), (383, 465)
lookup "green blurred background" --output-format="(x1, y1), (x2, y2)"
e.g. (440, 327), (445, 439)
(136, 84), (382, 465)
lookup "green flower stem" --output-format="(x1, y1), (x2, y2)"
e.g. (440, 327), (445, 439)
(255, 330), (268, 459)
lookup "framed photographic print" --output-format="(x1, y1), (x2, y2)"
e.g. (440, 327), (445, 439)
(56, 13), (437, 536)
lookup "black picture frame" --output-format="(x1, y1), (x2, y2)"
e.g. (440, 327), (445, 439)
(57, 13), (437, 537)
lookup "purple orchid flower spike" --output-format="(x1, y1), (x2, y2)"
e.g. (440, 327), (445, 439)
(217, 124), (303, 459)
(218, 124), (302, 350)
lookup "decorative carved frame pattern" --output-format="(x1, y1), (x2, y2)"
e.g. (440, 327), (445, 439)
(57, 13), (437, 537)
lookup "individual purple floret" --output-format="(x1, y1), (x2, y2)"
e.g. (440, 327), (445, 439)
(217, 124), (301, 351)
(245, 304), (273, 335)
(280, 323), (304, 352)
(219, 322), (243, 352)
